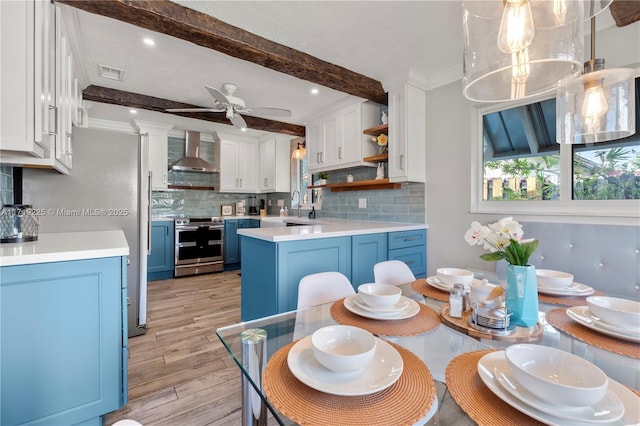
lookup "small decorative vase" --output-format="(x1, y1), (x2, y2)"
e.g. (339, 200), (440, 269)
(381, 110), (388, 125)
(378, 145), (388, 155)
(505, 264), (539, 327)
(375, 162), (385, 180)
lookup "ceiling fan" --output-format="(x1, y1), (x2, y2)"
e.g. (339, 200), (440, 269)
(166, 83), (292, 130)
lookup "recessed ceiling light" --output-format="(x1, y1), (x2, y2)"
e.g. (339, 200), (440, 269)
(310, 88), (319, 95)
(143, 38), (155, 46)
(240, 127), (247, 132)
(129, 109), (137, 114)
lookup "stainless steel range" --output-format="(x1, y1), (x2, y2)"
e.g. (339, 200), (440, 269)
(175, 217), (224, 277)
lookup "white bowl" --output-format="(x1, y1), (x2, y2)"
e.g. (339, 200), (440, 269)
(311, 325), (376, 373)
(505, 344), (608, 407)
(436, 268), (474, 287)
(587, 296), (640, 330)
(357, 283), (402, 309)
(536, 269), (574, 289)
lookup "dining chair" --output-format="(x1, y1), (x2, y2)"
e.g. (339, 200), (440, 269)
(374, 260), (416, 286)
(296, 271), (355, 309)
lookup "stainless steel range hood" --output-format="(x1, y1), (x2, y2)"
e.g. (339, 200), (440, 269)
(170, 131), (219, 173)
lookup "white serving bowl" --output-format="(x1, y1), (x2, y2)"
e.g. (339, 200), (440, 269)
(587, 296), (640, 330)
(536, 269), (574, 289)
(357, 283), (402, 309)
(311, 325), (377, 373)
(505, 344), (608, 407)
(436, 268), (474, 287)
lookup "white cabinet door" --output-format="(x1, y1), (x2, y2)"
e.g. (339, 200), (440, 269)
(237, 142), (257, 192)
(321, 112), (340, 167)
(339, 104), (360, 164)
(135, 121), (173, 190)
(220, 140), (238, 192)
(306, 120), (322, 171)
(0, 0), (47, 158)
(259, 136), (275, 191)
(388, 83), (426, 183)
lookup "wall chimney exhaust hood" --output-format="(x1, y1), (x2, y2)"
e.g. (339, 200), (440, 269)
(171, 131), (219, 173)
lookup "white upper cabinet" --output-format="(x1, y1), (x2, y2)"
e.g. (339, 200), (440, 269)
(135, 121), (173, 190)
(306, 100), (379, 173)
(258, 134), (291, 193)
(0, 2), (82, 174)
(219, 134), (258, 193)
(387, 80), (426, 183)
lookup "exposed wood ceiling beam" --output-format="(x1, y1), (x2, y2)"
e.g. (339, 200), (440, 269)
(609, 0), (640, 27)
(83, 85), (306, 137)
(56, 0), (388, 105)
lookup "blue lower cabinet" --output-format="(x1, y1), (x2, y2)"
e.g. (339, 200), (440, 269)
(0, 256), (127, 426)
(226, 219), (260, 270)
(388, 230), (427, 278)
(148, 221), (174, 281)
(240, 236), (351, 321)
(351, 234), (387, 286)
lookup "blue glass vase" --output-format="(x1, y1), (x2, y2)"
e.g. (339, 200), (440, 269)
(505, 264), (539, 327)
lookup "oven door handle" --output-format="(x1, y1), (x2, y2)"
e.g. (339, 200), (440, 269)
(176, 225), (223, 231)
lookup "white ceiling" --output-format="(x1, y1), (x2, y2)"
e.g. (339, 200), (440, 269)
(64, 0), (621, 138)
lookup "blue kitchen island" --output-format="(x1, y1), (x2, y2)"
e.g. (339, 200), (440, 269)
(238, 218), (427, 321)
(0, 231), (129, 426)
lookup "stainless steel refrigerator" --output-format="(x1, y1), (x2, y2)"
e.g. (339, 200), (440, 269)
(23, 126), (148, 337)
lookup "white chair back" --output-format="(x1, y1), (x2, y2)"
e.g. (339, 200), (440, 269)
(374, 260), (416, 286)
(296, 271), (355, 310)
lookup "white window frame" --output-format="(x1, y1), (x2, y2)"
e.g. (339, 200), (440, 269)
(470, 89), (640, 220)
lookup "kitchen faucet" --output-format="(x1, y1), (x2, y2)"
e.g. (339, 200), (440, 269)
(291, 189), (301, 217)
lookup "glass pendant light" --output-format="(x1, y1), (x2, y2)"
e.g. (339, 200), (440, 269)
(556, 16), (636, 144)
(463, 0), (583, 103)
(291, 142), (306, 160)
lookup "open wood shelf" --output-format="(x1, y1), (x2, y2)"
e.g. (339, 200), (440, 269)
(363, 124), (388, 136)
(308, 178), (400, 192)
(363, 153), (388, 163)
(167, 185), (216, 191)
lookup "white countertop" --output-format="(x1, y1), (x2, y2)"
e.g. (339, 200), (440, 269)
(0, 230), (129, 267)
(237, 218), (427, 242)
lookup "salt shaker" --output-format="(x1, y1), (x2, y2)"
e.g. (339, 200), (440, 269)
(449, 286), (463, 318)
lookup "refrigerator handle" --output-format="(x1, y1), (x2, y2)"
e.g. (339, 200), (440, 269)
(147, 170), (153, 254)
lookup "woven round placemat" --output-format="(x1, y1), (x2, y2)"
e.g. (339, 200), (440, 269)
(330, 298), (439, 336)
(411, 279), (449, 302)
(539, 289), (606, 307)
(546, 308), (640, 359)
(445, 349), (545, 426)
(263, 340), (436, 426)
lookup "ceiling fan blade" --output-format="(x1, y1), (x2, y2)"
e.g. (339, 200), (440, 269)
(246, 107), (292, 117)
(205, 85), (230, 105)
(229, 113), (248, 130)
(166, 108), (224, 113)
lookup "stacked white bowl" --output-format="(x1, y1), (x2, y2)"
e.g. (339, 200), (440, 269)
(505, 344), (609, 407)
(587, 296), (640, 329)
(311, 325), (376, 373)
(436, 268), (474, 288)
(357, 283), (402, 309)
(535, 269), (574, 289)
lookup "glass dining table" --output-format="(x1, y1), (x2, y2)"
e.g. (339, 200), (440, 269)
(216, 281), (640, 425)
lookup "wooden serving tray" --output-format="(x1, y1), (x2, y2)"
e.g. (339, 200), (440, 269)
(439, 304), (543, 342)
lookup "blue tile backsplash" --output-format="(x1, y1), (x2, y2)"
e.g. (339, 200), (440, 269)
(153, 139), (425, 224)
(0, 165), (13, 205)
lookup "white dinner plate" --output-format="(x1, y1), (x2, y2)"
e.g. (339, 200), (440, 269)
(537, 282), (594, 296)
(426, 276), (454, 292)
(478, 351), (640, 426)
(566, 306), (640, 343)
(287, 336), (403, 396)
(494, 363), (624, 423)
(344, 295), (420, 320)
(352, 295), (410, 314)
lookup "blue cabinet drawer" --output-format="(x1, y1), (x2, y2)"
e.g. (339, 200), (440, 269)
(388, 245), (427, 277)
(388, 230), (426, 250)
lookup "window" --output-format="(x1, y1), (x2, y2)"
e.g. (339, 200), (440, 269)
(471, 77), (639, 218)
(291, 146), (321, 210)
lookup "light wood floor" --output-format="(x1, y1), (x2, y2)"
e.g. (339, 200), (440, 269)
(105, 270), (244, 426)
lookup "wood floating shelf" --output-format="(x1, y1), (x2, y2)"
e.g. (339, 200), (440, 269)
(363, 124), (388, 136)
(309, 178), (400, 192)
(362, 153), (388, 163)
(167, 185), (216, 191)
